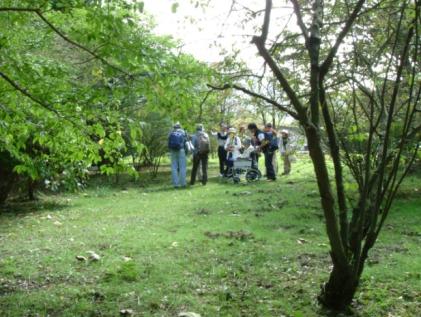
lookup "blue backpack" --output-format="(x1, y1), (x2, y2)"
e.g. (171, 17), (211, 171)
(264, 132), (279, 151)
(168, 130), (185, 150)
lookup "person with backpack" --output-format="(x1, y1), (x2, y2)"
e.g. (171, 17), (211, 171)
(264, 123), (279, 179)
(190, 124), (210, 186)
(211, 123), (228, 176)
(248, 122), (277, 181)
(168, 122), (188, 188)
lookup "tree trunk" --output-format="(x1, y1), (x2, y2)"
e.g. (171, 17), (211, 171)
(0, 151), (18, 205)
(304, 124), (348, 269)
(318, 264), (359, 310)
(28, 179), (36, 201)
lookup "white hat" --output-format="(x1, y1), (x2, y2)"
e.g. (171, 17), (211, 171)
(228, 128), (237, 134)
(281, 129), (289, 134)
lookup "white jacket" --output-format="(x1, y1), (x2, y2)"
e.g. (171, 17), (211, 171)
(224, 136), (242, 160)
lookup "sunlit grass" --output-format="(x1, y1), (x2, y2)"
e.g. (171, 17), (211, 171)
(0, 158), (420, 316)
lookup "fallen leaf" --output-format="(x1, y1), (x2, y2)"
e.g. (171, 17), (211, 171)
(297, 238), (308, 244)
(87, 251), (101, 261)
(76, 255), (87, 262)
(178, 313), (201, 317)
(122, 256), (132, 262)
(120, 309), (134, 316)
(53, 221), (62, 226)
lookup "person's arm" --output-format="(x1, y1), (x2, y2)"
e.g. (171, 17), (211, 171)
(191, 135), (197, 150)
(240, 146), (252, 158)
(224, 137), (230, 151)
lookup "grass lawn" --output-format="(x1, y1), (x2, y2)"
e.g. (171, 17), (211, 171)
(0, 158), (420, 317)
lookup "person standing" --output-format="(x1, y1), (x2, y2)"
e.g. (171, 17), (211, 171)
(247, 123), (264, 166)
(190, 124), (210, 185)
(248, 123), (277, 181)
(211, 124), (228, 176)
(279, 129), (292, 175)
(261, 123), (277, 181)
(168, 122), (187, 188)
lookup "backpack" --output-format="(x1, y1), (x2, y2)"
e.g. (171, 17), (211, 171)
(264, 132), (279, 151)
(197, 132), (210, 154)
(168, 130), (185, 150)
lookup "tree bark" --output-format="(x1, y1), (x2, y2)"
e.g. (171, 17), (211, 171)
(0, 151), (18, 205)
(318, 262), (359, 310)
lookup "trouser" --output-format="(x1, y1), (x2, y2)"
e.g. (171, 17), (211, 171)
(197, 162), (202, 181)
(250, 152), (259, 169)
(170, 149), (187, 187)
(264, 151), (276, 180)
(272, 151), (278, 175)
(217, 146), (227, 174)
(283, 154), (291, 175)
(224, 152), (234, 176)
(191, 153), (208, 185)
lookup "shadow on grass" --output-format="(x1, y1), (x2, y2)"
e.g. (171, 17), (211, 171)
(86, 162), (225, 193)
(0, 198), (70, 216)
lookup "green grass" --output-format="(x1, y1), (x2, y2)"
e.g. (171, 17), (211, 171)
(0, 158), (420, 317)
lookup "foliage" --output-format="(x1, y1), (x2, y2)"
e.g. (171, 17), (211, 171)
(0, 0), (223, 203)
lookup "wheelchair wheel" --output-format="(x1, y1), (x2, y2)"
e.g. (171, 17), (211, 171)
(245, 169), (261, 182)
(225, 168), (233, 178)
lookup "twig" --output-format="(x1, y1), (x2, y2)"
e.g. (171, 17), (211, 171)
(207, 83), (299, 119)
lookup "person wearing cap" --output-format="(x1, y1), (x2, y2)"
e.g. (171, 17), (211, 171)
(211, 123), (228, 176)
(224, 128), (242, 176)
(280, 129), (292, 175)
(168, 122), (188, 188)
(190, 124), (210, 186)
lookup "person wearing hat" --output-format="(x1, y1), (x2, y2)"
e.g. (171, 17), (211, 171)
(211, 123), (228, 176)
(168, 122), (188, 188)
(280, 129), (292, 175)
(224, 127), (242, 176)
(190, 124), (210, 186)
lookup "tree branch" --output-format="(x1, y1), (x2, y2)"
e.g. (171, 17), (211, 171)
(260, 0), (272, 43)
(34, 10), (131, 77)
(207, 83), (299, 120)
(251, 0), (306, 119)
(320, 0), (366, 78)
(0, 7), (132, 77)
(0, 70), (61, 116)
(0, 7), (39, 12)
(290, 0), (309, 44)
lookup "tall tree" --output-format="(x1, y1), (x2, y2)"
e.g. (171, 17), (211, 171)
(212, 0), (420, 310)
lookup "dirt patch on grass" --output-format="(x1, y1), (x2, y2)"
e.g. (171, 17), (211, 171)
(204, 230), (254, 241)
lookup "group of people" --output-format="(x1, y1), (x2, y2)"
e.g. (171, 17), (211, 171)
(167, 122), (293, 188)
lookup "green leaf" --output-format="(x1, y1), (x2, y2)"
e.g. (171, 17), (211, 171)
(171, 2), (179, 13)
